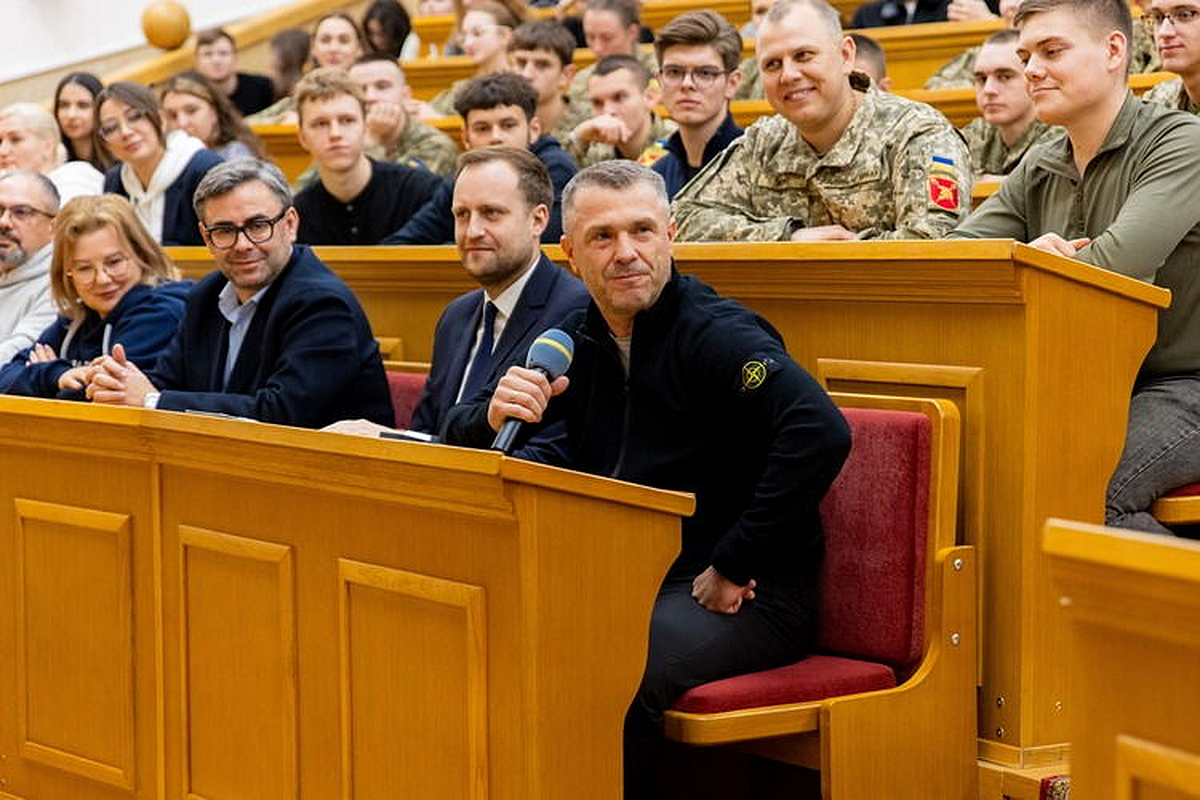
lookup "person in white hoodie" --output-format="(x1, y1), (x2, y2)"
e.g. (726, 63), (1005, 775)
(0, 170), (58, 364)
(0, 103), (104, 206)
(96, 82), (222, 246)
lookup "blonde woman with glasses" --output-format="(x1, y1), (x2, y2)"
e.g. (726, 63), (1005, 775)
(0, 194), (190, 399)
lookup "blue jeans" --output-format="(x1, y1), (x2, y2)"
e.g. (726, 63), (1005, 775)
(1106, 373), (1200, 534)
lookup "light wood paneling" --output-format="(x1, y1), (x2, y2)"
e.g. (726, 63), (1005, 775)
(177, 525), (297, 799)
(14, 499), (135, 791)
(338, 559), (487, 800)
(1045, 520), (1200, 800)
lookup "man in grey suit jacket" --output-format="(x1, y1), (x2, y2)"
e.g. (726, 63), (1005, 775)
(326, 146), (588, 438)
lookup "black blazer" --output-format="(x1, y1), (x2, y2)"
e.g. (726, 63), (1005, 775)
(409, 253), (589, 434)
(147, 245), (394, 428)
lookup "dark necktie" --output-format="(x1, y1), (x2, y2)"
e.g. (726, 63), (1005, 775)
(460, 300), (497, 402)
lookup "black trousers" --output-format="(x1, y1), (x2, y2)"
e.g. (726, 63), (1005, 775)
(623, 575), (818, 799)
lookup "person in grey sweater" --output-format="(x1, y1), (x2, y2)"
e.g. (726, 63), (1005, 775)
(0, 170), (58, 364)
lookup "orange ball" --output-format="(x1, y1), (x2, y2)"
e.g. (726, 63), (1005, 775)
(141, 0), (192, 50)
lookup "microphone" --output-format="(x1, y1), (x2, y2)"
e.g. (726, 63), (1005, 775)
(491, 328), (574, 454)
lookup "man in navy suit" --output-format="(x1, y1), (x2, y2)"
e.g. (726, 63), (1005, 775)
(327, 146), (588, 439)
(87, 159), (393, 429)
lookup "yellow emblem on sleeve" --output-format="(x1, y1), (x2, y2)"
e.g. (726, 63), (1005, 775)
(742, 360), (767, 391)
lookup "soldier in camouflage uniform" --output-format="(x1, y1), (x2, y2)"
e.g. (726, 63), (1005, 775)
(567, 55), (678, 167)
(509, 20), (596, 144)
(566, 0), (659, 110)
(674, 0), (971, 242)
(1142, 1), (1200, 114)
(958, 29), (1060, 178)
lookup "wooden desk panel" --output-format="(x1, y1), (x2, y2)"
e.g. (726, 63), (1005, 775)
(165, 241), (1168, 774)
(0, 400), (689, 798)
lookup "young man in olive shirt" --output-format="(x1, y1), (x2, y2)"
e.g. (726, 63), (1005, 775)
(951, 0), (1200, 534)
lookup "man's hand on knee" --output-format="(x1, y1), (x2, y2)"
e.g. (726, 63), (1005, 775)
(691, 566), (756, 614)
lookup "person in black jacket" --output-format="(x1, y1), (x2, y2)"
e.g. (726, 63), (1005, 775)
(0, 194), (190, 399)
(443, 161), (851, 798)
(194, 28), (278, 116)
(383, 72), (578, 245)
(86, 159), (393, 429)
(292, 67), (442, 245)
(97, 82), (223, 246)
(851, 0), (999, 27)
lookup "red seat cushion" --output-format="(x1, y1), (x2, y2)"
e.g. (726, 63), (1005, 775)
(671, 655), (897, 714)
(1163, 483), (1200, 498)
(386, 371), (427, 430)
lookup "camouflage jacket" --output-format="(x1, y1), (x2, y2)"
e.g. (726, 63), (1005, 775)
(959, 117), (1061, 178)
(388, 115), (460, 177)
(1144, 77), (1200, 115)
(734, 54), (763, 100)
(566, 112), (677, 168)
(672, 87), (972, 241)
(924, 47), (977, 90)
(547, 95), (595, 145)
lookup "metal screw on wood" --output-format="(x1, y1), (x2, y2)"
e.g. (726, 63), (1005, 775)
(950, 632), (961, 646)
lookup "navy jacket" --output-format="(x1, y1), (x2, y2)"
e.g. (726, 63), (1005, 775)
(0, 281), (191, 399)
(653, 113), (742, 199)
(382, 135), (578, 245)
(147, 245), (394, 428)
(445, 270), (851, 585)
(103, 148), (223, 246)
(850, 0), (996, 26)
(410, 253), (589, 434)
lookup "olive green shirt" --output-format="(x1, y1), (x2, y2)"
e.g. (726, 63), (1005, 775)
(673, 87), (972, 242)
(951, 93), (1200, 377)
(959, 117), (1061, 178)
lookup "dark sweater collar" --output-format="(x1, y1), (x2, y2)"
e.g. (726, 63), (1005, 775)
(664, 113), (743, 168)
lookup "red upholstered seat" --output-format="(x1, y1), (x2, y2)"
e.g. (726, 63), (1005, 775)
(1163, 483), (1200, 498)
(671, 656), (896, 714)
(386, 371), (428, 430)
(671, 407), (931, 713)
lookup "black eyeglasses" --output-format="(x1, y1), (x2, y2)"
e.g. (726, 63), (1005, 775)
(0, 203), (55, 223)
(658, 65), (730, 87)
(202, 207), (290, 249)
(1144, 6), (1200, 28)
(98, 109), (149, 142)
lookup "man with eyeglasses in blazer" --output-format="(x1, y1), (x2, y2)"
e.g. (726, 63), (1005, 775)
(87, 158), (394, 429)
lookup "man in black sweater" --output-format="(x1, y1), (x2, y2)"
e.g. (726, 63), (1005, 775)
(384, 72), (578, 245)
(292, 67), (441, 245)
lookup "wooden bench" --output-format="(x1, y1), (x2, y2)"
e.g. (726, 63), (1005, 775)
(663, 392), (976, 797)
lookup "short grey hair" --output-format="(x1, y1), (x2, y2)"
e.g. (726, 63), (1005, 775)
(762, 0), (843, 36)
(0, 169), (61, 212)
(192, 158), (293, 220)
(561, 161), (669, 234)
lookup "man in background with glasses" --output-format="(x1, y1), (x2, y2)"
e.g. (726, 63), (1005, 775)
(0, 171), (58, 365)
(1143, 1), (1200, 112)
(87, 159), (394, 429)
(651, 11), (744, 199)
(672, 0), (970, 241)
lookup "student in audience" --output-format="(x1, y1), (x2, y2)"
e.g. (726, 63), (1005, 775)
(193, 28), (277, 117)
(440, 161), (851, 799)
(950, 0), (1200, 535)
(348, 55), (459, 176)
(1143, 0), (1200, 112)
(292, 68), (442, 245)
(0, 103), (104, 205)
(97, 82), (222, 247)
(0, 171), (59, 365)
(249, 13), (366, 125)
(159, 72), (266, 162)
(510, 20), (592, 143)
(0, 195), (189, 399)
(329, 147), (589, 437)
(567, 0), (659, 111)
(673, 0), (970, 241)
(87, 159), (393, 428)
(268, 28), (312, 100)
(386, 72), (577, 243)
(425, 1), (522, 116)
(362, 0), (419, 60)
(960, 29), (1058, 180)
(54, 72), (110, 172)
(850, 32), (892, 90)
(567, 55), (676, 167)
(852, 0), (998, 27)
(651, 11), (744, 199)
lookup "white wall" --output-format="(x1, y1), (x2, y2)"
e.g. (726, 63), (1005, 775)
(0, 0), (298, 83)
